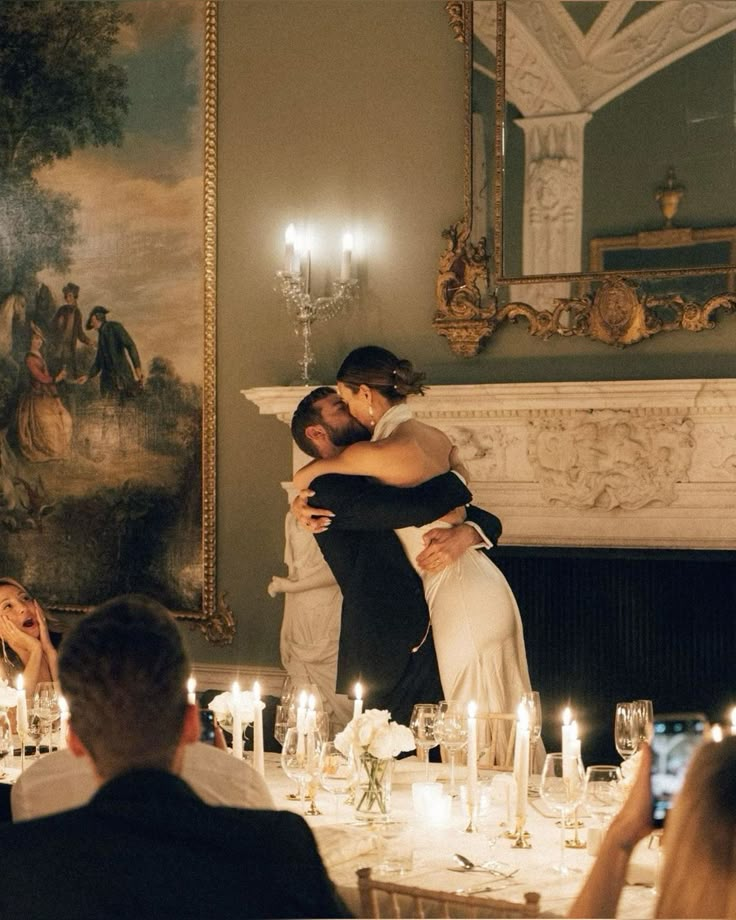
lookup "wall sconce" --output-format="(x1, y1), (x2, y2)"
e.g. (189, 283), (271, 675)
(276, 224), (360, 385)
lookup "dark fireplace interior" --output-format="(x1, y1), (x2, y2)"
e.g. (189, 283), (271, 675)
(494, 547), (736, 765)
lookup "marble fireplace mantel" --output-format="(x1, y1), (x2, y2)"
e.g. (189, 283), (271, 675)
(243, 379), (736, 550)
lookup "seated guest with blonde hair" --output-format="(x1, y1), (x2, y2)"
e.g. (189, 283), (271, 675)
(569, 738), (736, 919)
(0, 594), (350, 919)
(0, 577), (60, 694)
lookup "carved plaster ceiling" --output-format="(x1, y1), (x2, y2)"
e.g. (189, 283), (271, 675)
(474, 0), (736, 115)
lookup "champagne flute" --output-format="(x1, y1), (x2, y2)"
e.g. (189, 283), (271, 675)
(34, 682), (59, 753)
(318, 741), (354, 817)
(409, 703), (439, 781)
(434, 700), (467, 798)
(26, 710), (43, 760)
(0, 709), (11, 779)
(539, 752), (585, 875)
(614, 702), (638, 761)
(521, 690), (542, 790)
(633, 699), (654, 745)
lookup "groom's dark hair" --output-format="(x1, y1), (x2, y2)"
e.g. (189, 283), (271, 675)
(290, 386), (337, 458)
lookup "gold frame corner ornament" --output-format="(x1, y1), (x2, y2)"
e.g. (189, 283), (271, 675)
(436, 0), (736, 354)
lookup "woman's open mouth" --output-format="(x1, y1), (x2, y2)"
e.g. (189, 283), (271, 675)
(22, 616), (35, 629)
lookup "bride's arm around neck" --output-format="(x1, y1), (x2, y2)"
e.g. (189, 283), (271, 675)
(293, 429), (448, 490)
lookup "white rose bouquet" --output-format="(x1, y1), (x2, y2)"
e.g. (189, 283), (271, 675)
(208, 690), (257, 733)
(334, 709), (415, 817)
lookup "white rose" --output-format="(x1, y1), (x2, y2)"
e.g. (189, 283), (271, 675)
(368, 729), (396, 759)
(333, 726), (353, 757)
(388, 722), (416, 755)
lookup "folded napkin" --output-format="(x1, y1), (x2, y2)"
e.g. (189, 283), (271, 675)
(312, 824), (378, 869)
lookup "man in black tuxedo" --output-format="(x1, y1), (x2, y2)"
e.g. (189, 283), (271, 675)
(0, 595), (349, 920)
(290, 387), (502, 726)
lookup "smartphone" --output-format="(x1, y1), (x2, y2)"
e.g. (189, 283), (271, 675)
(650, 713), (706, 828)
(199, 708), (216, 745)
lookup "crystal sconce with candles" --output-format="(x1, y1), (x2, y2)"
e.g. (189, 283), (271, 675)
(275, 224), (360, 385)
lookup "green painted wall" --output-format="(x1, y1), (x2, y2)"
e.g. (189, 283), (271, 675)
(194, 1), (736, 669)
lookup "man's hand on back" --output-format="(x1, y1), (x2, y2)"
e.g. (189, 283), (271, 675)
(415, 523), (482, 572)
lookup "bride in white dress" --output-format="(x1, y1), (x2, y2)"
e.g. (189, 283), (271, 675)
(292, 346), (534, 720)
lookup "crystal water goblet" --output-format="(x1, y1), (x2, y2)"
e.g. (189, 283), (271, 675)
(318, 740), (354, 817)
(584, 764), (622, 829)
(434, 700), (467, 798)
(539, 752), (585, 874)
(281, 725), (322, 815)
(633, 699), (654, 745)
(409, 703), (439, 781)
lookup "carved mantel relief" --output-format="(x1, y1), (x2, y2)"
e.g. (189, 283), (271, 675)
(243, 379), (736, 550)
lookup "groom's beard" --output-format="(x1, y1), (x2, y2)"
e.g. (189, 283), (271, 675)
(325, 419), (371, 449)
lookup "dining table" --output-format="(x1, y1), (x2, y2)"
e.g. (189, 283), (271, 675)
(265, 753), (659, 919)
(1, 749), (659, 918)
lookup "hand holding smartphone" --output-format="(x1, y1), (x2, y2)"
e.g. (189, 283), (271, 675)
(650, 713), (706, 828)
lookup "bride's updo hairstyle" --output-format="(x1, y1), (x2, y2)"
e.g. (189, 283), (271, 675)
(336, 346), (427, 403)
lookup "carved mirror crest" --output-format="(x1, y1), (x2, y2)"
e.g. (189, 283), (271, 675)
(434, 0), (736, 355)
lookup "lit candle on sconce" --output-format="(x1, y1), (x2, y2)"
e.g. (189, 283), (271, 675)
(340, 232), (354, 282)
(284, 223), (296, 273)
(187, 675), (197, 706)
(352, 682), (363, 721)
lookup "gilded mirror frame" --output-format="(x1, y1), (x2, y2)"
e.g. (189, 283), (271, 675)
(434, 0), (736, 355)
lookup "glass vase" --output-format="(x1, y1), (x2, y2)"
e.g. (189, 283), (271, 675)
(354, 753), (394, 820)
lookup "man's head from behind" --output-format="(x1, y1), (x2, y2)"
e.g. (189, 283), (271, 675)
(60, 594), (193, 780)
(291, 386), (370, 459)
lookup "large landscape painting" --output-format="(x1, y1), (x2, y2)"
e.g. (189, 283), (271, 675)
(0, 1), (216, 625)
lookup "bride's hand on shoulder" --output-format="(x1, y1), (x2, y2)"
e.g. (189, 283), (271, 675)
(290, 489), (333, 533)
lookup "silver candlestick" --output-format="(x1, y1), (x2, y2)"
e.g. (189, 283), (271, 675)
(276, 270), (359, 385)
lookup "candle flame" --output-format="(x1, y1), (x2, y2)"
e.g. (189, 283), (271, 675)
(231, 681), (240, 697)
(562, 706), (571, 725)
(16, 674), (23, 692)
(59, 696), (69, 714)
(307, 693), (316, 710)
(342, 231), (354, 252)
(354, 681), (362, 700)
(467, 700), (477, 718)
(186, 676), (196, 694)
(253, 680), (261, 701)
(517, 702), (529, 728)
(285, 223), (296, 244)
(299, 690), (307, 707)
(731, 706), (736, 726)
(712, 724), (723, 743)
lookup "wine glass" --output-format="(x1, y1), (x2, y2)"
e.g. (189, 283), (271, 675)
(318, 740), (354, 817)
(539, 752), (585, 875)
(614, 702), (638, 761)
(521, 690), (542, 789)
(0, 709), (11, 779)
(434, 700), (467, 798)
(34, 682), (60, 753)
(409, 703), (439, 781)
(281, 725), (322, 815)
(584, 764), (622, 829)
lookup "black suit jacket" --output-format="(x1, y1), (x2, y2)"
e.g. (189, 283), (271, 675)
(0, 769), (350, 920)
(311, 471), (502, 705)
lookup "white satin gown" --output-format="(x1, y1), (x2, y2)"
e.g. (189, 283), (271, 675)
(373, 405), (534, 717)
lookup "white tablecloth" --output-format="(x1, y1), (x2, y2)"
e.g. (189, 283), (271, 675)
(264, 753), (658, 919)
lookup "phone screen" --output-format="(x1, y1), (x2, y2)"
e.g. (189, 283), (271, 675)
(650, 714), (705, 828)
(199, 709), (216, 745)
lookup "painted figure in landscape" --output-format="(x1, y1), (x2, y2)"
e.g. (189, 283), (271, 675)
(0, 2), (205, 612)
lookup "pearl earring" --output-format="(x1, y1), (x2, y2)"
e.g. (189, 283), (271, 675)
(368, 404), (375, 428)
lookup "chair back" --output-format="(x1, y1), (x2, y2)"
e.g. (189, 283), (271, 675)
(476, 712), (516, 771)
(357, 867), (541, 919)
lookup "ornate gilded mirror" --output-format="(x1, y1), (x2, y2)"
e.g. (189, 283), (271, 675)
(434, 0), (736, 355)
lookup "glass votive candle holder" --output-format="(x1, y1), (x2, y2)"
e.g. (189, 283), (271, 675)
(412, 781), (442, 821)
(426, 792), (453, 828)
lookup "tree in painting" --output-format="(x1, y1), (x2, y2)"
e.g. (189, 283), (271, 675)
(0, 2), (204, 614)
